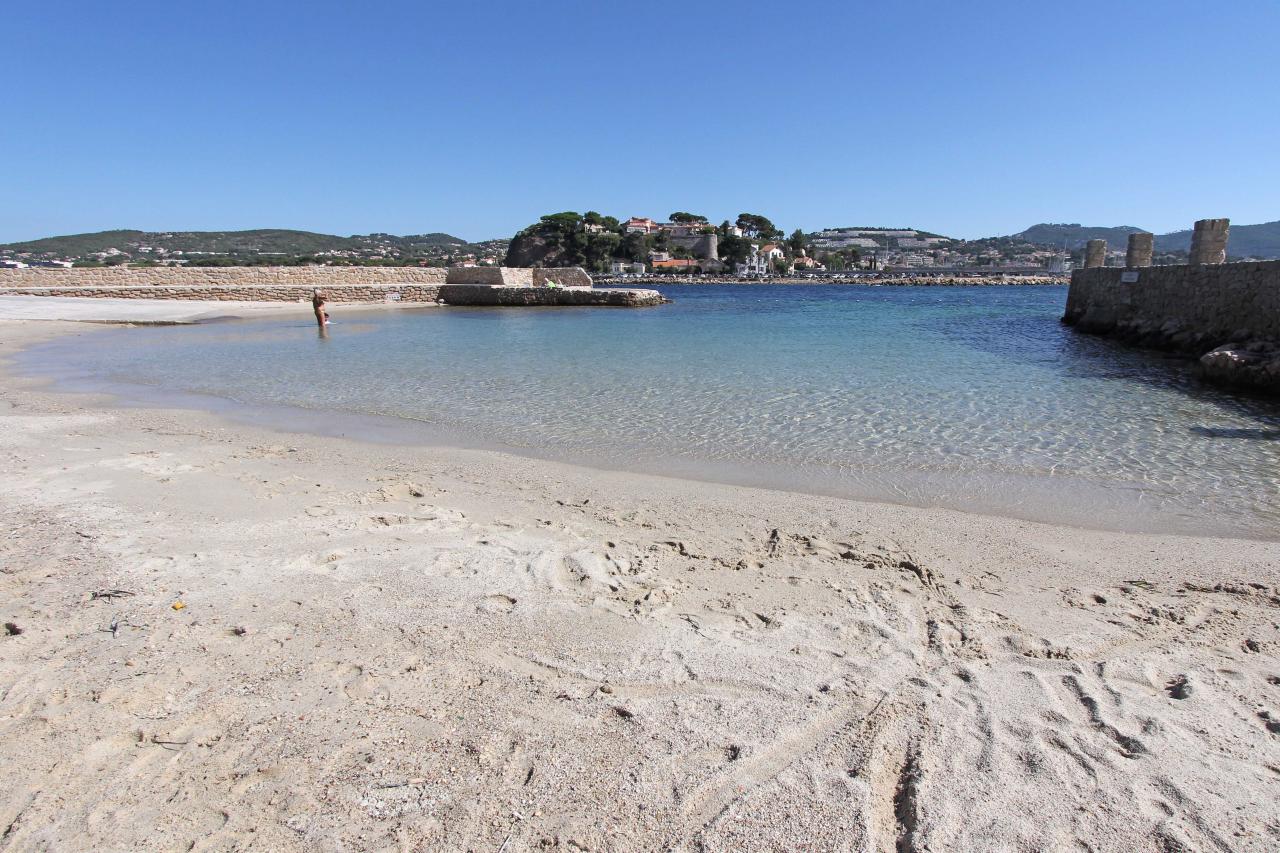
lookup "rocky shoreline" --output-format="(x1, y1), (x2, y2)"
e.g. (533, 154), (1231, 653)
(1064, 312), (1280, 395)
(1063, 261), (1280, 396)
(438, 284), (667, 307)
(597, 274), (1066, 287)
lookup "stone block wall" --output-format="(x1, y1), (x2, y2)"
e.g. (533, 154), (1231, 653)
(1188, 218), (1230, 265)
(1063, 260), (1280, 392)
(0, 265), (597, 303)
(438, 284), (664, 307)
(532, 267), (593, 288)
(1125, 233), (1154, 268)
(0, 284), (442, 302)
(666, 233), (719, 261)
(1084, 240), (1107, 268)
(0, 265), (596, 295)
(443, 266), (592, 287)
(0, 265), (447, 289)
(1064, 261), (1280, 344)
(445, 267), (531, 286)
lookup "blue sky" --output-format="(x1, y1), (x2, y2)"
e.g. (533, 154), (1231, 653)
(4, 0), (1278, 243)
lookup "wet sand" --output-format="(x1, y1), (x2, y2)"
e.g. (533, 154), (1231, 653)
(0, 318), (1277, 851)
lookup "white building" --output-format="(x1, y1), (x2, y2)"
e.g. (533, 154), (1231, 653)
(736, 247), (769, 276)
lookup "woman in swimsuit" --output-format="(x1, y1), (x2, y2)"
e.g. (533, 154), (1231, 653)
(312, 289), (330, 328)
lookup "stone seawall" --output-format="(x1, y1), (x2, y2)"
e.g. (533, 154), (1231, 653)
(442, 267), (592, 288)
(0, 266), (447, 289)
(599, 275), (1065, 287)
(0, 284), (441, 303)
(446, 267), (533, 286)
(438, 285), (666, 307)
(0, 265), (641, 309)
(1063, 260), (1280, 393)
(532, 268), (593, 288)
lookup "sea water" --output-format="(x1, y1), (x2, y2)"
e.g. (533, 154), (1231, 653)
(19, 285), (1280, 538)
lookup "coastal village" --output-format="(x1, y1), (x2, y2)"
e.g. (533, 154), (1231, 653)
(501, 212), (1084, 278)
(5, 215), (1279, 278)
(608, 218), (1073, 276)
(0, 219), (1132, 278)
(0, 219), (1065, 275)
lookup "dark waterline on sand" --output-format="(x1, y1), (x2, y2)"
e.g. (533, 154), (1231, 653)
(15, 285), (1280, 539)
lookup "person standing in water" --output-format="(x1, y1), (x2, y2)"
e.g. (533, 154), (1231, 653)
(312, 289), (330, 328)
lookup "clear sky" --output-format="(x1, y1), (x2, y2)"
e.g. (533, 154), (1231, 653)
(4, 0), (1278, 243)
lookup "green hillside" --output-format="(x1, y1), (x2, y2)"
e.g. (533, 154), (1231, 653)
(1, 230), (149, 257)
(1010, 221), (1280, 259)
(1154, 221), (1280, 258)
(1011, 224), (1146, 250)
(0, 228), (501, 264)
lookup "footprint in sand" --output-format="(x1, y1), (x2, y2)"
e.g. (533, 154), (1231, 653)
(478, 594), (517, 614)
(1165, 674), (1193, 700)
(325, 662), (390, 702)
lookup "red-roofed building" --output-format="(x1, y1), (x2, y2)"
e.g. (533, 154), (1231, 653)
(625, 217), (658, 234)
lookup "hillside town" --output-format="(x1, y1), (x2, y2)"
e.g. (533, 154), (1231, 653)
(504, 211), (1080, 278)
(6, 216), (1278, 277)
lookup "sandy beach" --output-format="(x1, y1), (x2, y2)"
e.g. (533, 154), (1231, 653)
(0, 313), (1277, 852)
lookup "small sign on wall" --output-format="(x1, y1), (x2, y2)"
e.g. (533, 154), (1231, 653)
(1120, 271), (1140, 283)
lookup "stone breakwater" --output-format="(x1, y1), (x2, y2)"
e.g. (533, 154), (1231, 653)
(1063, 260), (1280, 394)
(597, 274), (1065, 287)
(437, 285), (667, 307)
(0, 266), (668, 309)
(445, 267), (594, 288)
(0, 266), (599, 306)
(0, 265), (448, 289)
(0, 284), (443, 303)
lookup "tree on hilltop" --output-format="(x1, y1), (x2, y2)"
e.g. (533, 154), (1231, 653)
(787, 228), (808, 257)
(507, 211), (618, 270)
(669, 212), (709, 224)
(718, 235), (753, 267)
(620, 231), (650, 263)
(540, 212), (582, 229)
(583, 211), (622, 232)
(736, 213), (781, 240)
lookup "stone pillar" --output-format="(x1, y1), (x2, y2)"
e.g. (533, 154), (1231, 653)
(1188, 218), (1229, 264)
(1125, 232), (1154, 268)
(1084, 239), (1107, 268)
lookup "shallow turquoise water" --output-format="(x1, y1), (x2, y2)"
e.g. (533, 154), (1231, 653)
(20, 285), (1280, 538)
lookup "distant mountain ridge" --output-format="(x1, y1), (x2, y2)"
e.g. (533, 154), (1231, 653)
(0, 229), (503, 262)
(1009, 221), (1280, 259)
(1152, 221), (1280, 258)
(1011, 224), (1146, 250)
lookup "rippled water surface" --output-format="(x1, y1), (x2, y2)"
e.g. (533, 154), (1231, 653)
(20, 285), (1280, 537)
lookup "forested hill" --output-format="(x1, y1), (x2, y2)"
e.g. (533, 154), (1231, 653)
(1010, 221), (1280, 259)
(1011, 224), (1146, 250)
(0, 229), (506, 264)
(1151, 221), (1280, 259)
